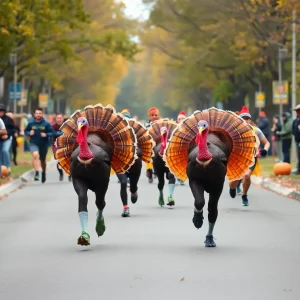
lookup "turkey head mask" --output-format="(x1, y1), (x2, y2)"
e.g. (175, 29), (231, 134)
(159, 126), (168, 156)
(196, 120), (212, 167)
(76, 117), (94, 164)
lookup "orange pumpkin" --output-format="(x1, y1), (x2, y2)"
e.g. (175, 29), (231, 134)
(273, 162), (291, 176)
(1, 165), (8, 178)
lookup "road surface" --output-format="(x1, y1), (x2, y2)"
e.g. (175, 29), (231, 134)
(0, 164), (300, 300)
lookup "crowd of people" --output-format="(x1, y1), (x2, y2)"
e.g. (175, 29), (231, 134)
(0, 103), (300, 189)
(0, 105), (70, 183)
(252, 106), (300, 175)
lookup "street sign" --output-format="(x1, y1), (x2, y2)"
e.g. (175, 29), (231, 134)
(255, 91), (265, 108)
(9, 83), (21, 101)
(18, 89), (28, 107)
(38, 93), (48, 108)
(272, 81), (289, 104)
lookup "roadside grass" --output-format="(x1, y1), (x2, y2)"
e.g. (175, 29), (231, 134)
(1, 149), (53, 184)
(258, 156), (297, 178)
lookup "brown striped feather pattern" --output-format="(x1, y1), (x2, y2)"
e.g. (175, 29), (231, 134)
(54, 103), (138, 174)
(164, 107), (259, 182)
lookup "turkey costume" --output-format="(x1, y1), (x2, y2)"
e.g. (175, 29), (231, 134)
(116, 109), (155, 217)
(55, 104), (138, 246)
(148, 119), (178, 206)
(164, 108), (259, 247)
(145, 107), (161, 183)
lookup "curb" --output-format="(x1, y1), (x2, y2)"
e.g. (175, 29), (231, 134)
(0, 160), (57, 199)
(251, 175), (300, 200)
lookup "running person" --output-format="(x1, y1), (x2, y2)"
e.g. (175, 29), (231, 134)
(24, 108), (54, 183)
(51, 113), (71, 181)
(229, 106), (270, 206)
(145, 107), (161, 183)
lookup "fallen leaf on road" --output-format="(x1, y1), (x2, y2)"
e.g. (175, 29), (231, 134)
(134, 276), (142, 280)
(180, 277), (184, 281)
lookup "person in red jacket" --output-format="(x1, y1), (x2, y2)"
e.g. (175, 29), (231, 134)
(52, 113), (71, 181)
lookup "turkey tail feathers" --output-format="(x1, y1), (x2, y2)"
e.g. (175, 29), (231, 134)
(147, 118), (178, 145)
(55, 104), (138, 174)
(128, 119), (155, 163)
(164, 107), (259, 182)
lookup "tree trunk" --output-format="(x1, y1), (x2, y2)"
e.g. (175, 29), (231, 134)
(223, 87), (247, 112)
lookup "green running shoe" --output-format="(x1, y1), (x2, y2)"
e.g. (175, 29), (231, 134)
(167, 196), (175, 206)
(95, 216), (106, 237)
(158, 194), (164, 207)
(77, 231), (90, 246)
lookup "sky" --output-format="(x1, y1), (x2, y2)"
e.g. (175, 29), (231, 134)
(121, 0), (150, 20)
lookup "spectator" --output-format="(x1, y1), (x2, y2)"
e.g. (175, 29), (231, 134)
(277, 112), (293, 163)
(257, 111), (270, 154)
(0, 118), (7, 179)
(24, 108), (54, 183)
(6, 112), (20, 166)
(292, 104), (300, 174)
(0, 104), (17, 174)
(51, 113), (71, 181)
(271, 114), (282, 162)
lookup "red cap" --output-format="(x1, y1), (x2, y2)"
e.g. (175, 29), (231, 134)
(239, 106), (251, 119)
(177, 111), (186, 118)
(259, 111), (266, 117)
(148, 107), (159, 116)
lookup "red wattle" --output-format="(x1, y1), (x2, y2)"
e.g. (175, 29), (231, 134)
(77, 126), (94, 161)
(159, 134), (167, 155)
(77, 129), (84, 143)
(196, 133), (212, 161)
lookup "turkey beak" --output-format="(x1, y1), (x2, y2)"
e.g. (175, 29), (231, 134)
(199, 127), (204, 135)
(161, 130), (166, 136)
(78, 123), (84, 130)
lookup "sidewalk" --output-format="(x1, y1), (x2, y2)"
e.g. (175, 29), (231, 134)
(0, 160), (57, 199)
(251, 175), (300, 201)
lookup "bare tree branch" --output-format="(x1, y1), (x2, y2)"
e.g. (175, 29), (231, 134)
(164, 1), (202, 32)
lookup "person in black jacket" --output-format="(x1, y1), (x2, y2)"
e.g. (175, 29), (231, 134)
(271, 114), (282, 162)
(6, 112), (20, 165)
(292, 104), (300, 174)
(257, 111), (270, 154)
(0, 104), (17, 173)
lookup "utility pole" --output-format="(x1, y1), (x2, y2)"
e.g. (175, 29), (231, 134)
(278, 49), (283, 120)
(14, 56), (17, 114)
(9, 53), (18, 114)
(21, 77), (25, 114)
(291, 9), (297, 166)
(258, 80), (262, 114)
(278, 48), (288, 123)
(292, 9), (297, 118)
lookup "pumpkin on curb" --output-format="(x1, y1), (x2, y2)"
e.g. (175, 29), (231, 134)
(1, 165), (8, 178)
(273, 162), (291, 176)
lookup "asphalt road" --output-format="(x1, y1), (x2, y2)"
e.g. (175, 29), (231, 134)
(0, 164), (300, 300)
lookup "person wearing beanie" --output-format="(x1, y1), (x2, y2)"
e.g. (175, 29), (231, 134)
(144, 107), (161, 183)
(177, 111), (186, 124)
(121, 109), (131, 119)
(229, 105), (270, 206)
(145, 107), (160, 128)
